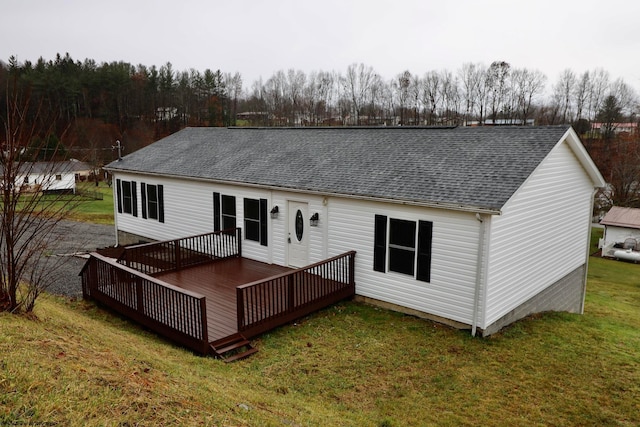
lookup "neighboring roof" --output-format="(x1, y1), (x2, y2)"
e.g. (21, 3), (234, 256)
(0, 161), (85, 175)
(600, 206), (640, 229)
(105, 125), (599, 213)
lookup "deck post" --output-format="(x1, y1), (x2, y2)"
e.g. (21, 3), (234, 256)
(236, 228), (242, 257)
(236, 287), (245, 331)
(349, 252), (355, 287)
(200, 297), (209, 353)
(175, 240), (181, 270)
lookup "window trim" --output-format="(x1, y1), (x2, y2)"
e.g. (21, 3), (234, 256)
(117, 179), (138, 217)
(141, 182), (164, 223)
(243, 197), (268, 246)
(213, 192), (236, 231)
(373, 215), (432, 283)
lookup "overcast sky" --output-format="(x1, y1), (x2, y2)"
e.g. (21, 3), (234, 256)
(3, 0), (639, 94)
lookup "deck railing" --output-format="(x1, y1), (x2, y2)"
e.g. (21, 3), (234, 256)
(236, 251), (356, 338)
(118, 228), (241, 275)
(81, 253), (210, 354)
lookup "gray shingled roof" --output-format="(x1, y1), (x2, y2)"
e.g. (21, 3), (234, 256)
(106, 126), (572, 212)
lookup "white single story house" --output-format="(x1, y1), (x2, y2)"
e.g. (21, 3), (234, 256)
(599, 206), (640, 262)
(105, 125), (605, 336)
(8, 161), (83, 193)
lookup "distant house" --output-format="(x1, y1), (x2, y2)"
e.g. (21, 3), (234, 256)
(590, 122), (638, 136)
(10, 161), (83, 194)
(466, 119), (535, 126)
(105, 125), (605, 336)
(599, 206), (640, 262)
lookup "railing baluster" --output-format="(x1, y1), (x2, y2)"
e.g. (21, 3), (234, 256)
(83, 253), (209, 354)
(236, 251), (356, 335)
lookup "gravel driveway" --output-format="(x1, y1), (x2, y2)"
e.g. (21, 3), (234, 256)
(45, 220), (116, 298)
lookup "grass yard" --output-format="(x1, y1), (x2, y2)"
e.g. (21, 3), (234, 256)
(1, 252), (638, 426)
(68, 182), (115, 224)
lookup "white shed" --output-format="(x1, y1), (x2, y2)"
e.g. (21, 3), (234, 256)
(105, 126), (605, 336)
(599, 206), (640, 262)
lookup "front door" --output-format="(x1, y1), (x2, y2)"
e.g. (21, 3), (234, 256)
(288, 201), (309, 267)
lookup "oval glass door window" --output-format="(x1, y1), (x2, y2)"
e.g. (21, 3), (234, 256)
(295, 209), (304, 241)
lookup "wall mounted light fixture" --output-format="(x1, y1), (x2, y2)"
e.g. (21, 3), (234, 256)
(310, 212), (319, 226)
(270, 206), (279, 219)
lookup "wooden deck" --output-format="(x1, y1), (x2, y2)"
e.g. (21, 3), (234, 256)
(155, 258), (291, 342)
(82, 229), (356, 357)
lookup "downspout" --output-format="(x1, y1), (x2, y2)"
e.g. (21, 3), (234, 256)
(580, 189), (598, 314)
(472, 213), (486, 337)
(113, 174), (120, 247)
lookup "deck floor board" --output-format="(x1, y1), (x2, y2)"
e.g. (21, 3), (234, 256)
(155, 258), (291, 342)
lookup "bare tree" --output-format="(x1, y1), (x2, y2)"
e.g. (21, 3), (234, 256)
(552, 69), (576, 124)
(341, 63), (376, 125)
(439, 70), (460, 125)
(459, 62), (483, 124)
(421, 70), (441, 125)
(224, 72), (243, 126)
(512, 68), (546, 124)
(572, 71), (591, 122)
(408, 73), (422, 125)
(1, 69), (80, 313)
(286, 69), (306, 125)
(487, 61), (511, 123)
(586, 68), (610, 122)
(610, 78), (638, 119)
(393, 70), (412, 125)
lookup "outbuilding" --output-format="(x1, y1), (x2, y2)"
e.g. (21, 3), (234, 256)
(105, 125), (605, 336)
(599, 206), (640, 262)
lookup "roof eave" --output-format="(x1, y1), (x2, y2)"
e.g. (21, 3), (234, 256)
(106, 166), (503, 216)
(562, 127), (607, 188)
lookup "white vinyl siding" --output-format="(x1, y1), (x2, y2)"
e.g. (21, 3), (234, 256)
(114, 173), (274, 262)
(328, 199), (481, 325)
(482, 140), (594, 327)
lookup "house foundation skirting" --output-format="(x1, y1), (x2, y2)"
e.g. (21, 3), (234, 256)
(356, 263), (586, 337)
(479, 264), (587, 337)
(354, 295), (470, 330)
(117, 229), (155, 246)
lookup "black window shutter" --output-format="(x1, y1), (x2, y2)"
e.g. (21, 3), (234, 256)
(131, 181), (138, 217)
(158, 185), (164, 223)
(373, 215), (387, 272)
(416, 220), (433, 282)
(260, 198), (268, 246)
(141, 183), (147, 219)
(213, 192), (221, 231)
(116, 179), (122, 213)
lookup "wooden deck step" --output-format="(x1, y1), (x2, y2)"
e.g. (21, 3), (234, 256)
(209, 333), (258, 362)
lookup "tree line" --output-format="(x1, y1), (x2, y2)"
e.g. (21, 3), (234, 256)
(1, 53), (639, 209)
(2, 53), (638, 132)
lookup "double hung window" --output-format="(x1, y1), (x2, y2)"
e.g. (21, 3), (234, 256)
(141, 183), (164, 222)
(374, 215), (433, 282)
(244, 198), (268, 246)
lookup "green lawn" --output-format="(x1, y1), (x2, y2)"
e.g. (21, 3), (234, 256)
(1, 250), (638, 426)
(69, 182), (115, 224)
